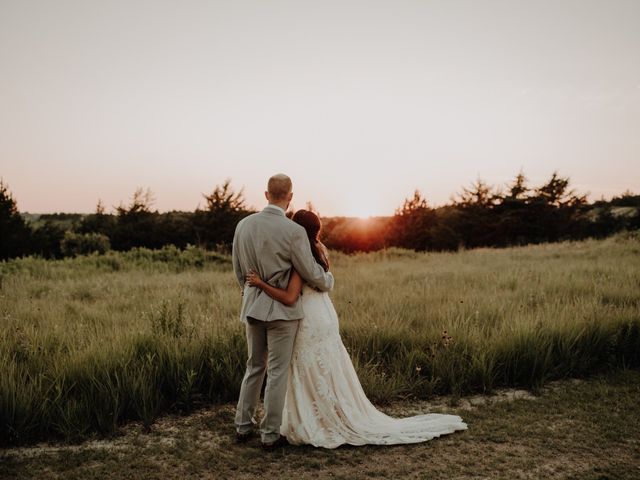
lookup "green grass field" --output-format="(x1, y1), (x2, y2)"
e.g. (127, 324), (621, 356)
(1, 233), (639, 446)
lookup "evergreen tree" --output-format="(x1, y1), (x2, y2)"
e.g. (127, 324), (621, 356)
(193, 180), (252, 251)
(452, 178), (502, 247)
(111, 188), (162, 250)
(494, 172), (532, 245)
(78, 199), (116, 236)
(0, 180), (31, 260)
(390, 190), (438, 251)
(529, 172), (587, 242)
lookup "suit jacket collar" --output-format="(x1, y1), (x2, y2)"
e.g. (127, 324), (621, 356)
(262, 204), (286, 217)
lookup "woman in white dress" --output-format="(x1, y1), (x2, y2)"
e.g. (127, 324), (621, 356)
(246, 210), (468, 449)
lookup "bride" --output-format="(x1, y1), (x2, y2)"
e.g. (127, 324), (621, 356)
(246, 209), (468, 449)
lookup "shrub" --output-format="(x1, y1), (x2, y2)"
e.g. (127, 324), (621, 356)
(60, 231), (111, 257)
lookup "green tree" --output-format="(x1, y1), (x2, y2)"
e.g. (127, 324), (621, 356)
(111, 188), (162, 250)
(60, 231), (111, 257)
(494, 172), (533, 246)
(390, 190), (438, 251)
(528, 172), (588, 242)
(456, 178), (501, 208)
(451, 178), (502, 247)
(29, 221), (66, 259)
(505, 171), (529, 201)
(533, 171), (586, 208)
(194, 180), (253, 251)
(79, 199), (116, 237)
(0, 179), (31, 260)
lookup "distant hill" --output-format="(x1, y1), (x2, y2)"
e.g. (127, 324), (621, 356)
(21, 212), (88, 230)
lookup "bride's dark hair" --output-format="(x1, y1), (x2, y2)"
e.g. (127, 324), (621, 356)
(292, 209), (329, 272)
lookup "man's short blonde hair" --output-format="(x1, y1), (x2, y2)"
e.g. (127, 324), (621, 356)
(267, 174), (292, 201)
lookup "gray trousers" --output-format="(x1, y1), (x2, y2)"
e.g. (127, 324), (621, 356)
(234, 318), (299, 443)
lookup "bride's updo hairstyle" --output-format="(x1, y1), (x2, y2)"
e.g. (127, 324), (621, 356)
(292, 209), (329, 272)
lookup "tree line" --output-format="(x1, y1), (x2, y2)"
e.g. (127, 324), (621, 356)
(323, 173), (640, 252)
(1, 173), (639, 260)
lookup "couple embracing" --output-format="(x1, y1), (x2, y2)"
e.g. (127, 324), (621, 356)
(232, 174), (467, 449)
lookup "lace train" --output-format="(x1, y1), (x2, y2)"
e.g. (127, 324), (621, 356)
(281, 286), (468, 448)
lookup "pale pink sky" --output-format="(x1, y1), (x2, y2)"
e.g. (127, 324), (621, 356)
(1, 0), (639, 217)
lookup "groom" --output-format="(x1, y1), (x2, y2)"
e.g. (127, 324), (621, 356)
(232, 173), (335, 449)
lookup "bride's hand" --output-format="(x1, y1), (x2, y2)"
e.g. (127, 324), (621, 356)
(246, 270), (264, 288)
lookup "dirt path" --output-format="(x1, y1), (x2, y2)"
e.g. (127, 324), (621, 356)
(2, 370), (639, 480)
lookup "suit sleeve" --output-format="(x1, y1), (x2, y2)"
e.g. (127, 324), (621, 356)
(231, 225), (244, 288)
(290, 227), (334, 292)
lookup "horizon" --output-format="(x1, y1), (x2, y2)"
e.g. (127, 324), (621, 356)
(13, 177), (637, 218)
(1, 0), (639, 217)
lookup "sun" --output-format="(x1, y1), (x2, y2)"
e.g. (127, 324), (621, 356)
(340, 193), (388, 218)
(325, 191), (389, 218)
(352, 209), (375, 219)
(343, 203), (377, 219)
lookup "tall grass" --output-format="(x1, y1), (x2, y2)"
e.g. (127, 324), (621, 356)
(1, 235), (639, 445)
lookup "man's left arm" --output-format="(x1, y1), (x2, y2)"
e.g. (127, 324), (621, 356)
(231, 227), (245, 289)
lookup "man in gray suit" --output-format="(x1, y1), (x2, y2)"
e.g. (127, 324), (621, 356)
(232, 173), (334, 448)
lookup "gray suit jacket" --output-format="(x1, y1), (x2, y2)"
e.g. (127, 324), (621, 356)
(232, 205), (334, 322)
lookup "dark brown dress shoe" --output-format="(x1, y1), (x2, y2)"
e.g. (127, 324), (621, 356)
(261, 435), (289, 450)
(235, 430), (254, 444)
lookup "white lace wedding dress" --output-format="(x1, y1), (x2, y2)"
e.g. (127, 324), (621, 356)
(281, 285), (468, 448)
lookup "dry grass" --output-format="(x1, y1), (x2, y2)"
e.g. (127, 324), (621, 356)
(1, 234), (639, 445)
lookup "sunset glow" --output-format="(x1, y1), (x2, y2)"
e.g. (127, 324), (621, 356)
(1, 0), (639, 216)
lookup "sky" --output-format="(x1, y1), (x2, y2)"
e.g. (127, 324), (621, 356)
(1, 0), (639, 217)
